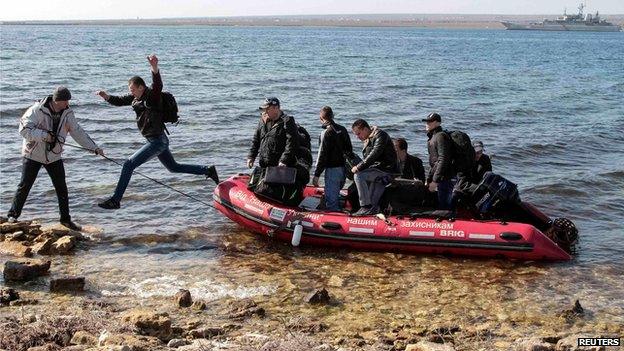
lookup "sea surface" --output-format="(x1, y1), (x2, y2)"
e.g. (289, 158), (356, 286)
(1, 25), (623, 341)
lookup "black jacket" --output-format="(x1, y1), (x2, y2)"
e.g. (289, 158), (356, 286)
(314, 122), (353, 177)
(400, 153), (426, 183)
(248, 112), (299, 168)
(106, 71), (164, 138)
(426, 126), (453, 183)
(357, 127), (399, 173)
(474, 153), (492, 182)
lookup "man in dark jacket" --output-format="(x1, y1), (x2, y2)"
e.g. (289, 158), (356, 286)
(422, 112), (454, 210)
(393, 138), (425, 183)
(472, 140), (492, 182)
(350, 119), (398, 216)
(247, 97), (309, 204)
(95, 55), (218, 210)
(312, 106), (352, 211)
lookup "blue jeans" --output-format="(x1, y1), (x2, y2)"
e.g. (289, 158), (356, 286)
(436, 179), (456, 210)
(324, 167), (345, 211)
(112, 134), (208, 202)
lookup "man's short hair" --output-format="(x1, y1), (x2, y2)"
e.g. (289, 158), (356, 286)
(128, 76), (146, 87)
(352, 119), (370, 130)
(320, 106), (334, 120)
(394, 138), (408, 151)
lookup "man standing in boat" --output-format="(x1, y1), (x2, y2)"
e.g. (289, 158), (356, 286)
(350, 119), (399, 216)
(247, 97), (309, 205)
(312, 106), (353, 211)
(95, 54), (219, 210)
(422, 112), (453, 210)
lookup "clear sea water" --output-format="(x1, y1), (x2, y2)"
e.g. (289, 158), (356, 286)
(1, 25), (623, 339)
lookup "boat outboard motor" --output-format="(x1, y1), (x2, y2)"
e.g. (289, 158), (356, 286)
(545, 217), (579, 254)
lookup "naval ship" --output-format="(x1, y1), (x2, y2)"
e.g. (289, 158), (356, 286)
(501, 3), (622, 32)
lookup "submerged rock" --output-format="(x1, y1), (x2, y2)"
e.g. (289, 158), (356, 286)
(175, 289), (192, 308)
(121, 309), (172, 340)
(3, 259), (51, 281)
(50, 276), (86, 293)
(227, 298), (265, 320)
(191, 300), (207, 311)
(306, 288), (331, 304)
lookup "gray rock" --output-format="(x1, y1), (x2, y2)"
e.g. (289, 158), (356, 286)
(167, 338), (190, 347)
(3, 259), (51, 281)
(50, 276), (86, 293)
(53, 235), (76, 254)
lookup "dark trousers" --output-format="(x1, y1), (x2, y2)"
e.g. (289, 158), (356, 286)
(8, 158), (70, 221)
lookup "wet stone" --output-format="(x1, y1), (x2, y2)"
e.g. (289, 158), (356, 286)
(32, 238), (54, 255)
(168, 338), (191, 347)
(0, 241), (33, 257)
(70, 330), (98, 346)
(50, 276), (86, 293)
(5, 231), (26, 241)
(306, 288), (331, 304)
(175, 289), (193, 308)
(0, 288), (20, 306)
(3, 259), (51, 281)
(405, 341), (457, 351)
(53, 235), (76, 254)
(227, 298), (265, 320)
(187, 326), (225, 339)
(121, 309), (172, 340)
(191, 300), (206, 310)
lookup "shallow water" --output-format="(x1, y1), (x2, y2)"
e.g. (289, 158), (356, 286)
(1, 25), (623, 343)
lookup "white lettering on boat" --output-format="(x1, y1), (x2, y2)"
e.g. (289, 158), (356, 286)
(346, 218), (378, 226)
(244, 203), (265, 214)
(440, 230), (465, 237)
(401, 221), (454, 229)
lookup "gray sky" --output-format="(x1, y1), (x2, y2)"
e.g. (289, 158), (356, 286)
(1, 0), (623, 21)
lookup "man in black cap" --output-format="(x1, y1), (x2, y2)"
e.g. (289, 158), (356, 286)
(6, 86), (104, 230)
(422, 112), (454, 210)
(247, 97), (310, 205)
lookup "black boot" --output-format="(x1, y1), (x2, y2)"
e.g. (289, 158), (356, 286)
(206, 165), (220, 184)
(98, 198), (120, 210)
(60, 219), (82, 231)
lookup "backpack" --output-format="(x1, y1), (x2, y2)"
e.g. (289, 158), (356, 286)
(159, 92), (179, 124)
(471, 172), (520, 215)
(284, 117), (312, 170)
(445, 130), (476, 179)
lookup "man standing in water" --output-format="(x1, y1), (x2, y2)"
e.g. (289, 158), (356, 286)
(95, 55), (219, 210)
(7, 86), (104, 230)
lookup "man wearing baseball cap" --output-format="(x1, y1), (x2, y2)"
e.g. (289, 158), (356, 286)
(422, 112), (454, 210)
(6, 86), (104, 231)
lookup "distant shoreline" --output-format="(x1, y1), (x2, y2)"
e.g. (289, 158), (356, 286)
(2, 14), (623, 29)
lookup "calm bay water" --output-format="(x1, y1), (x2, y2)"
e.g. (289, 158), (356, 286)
(1, 25), (623, 341)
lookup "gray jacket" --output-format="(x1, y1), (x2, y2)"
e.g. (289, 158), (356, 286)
(19, 96), (98, 164)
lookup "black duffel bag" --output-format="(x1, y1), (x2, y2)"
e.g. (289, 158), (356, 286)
(248, 166), (305, 206)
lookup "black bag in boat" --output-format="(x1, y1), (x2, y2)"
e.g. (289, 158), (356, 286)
(471, 171), (520, 215)
(380, 179), (437, 215)
(248, 166), (304, 206)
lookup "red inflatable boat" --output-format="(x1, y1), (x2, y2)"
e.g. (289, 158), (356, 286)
(213, 174), (572, 261)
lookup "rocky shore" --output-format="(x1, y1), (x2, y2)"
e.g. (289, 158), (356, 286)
(1, 218), (620, 351)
